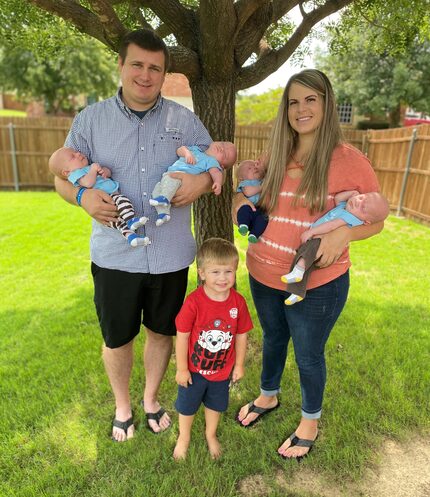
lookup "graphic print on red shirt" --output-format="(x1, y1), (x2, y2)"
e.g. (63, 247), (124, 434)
(175, 286), (253, 381)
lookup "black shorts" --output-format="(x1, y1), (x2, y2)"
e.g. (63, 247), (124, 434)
(91, 263), (189, 348)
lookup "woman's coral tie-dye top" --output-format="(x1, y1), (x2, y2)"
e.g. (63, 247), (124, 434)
(247, 144), (381, 291)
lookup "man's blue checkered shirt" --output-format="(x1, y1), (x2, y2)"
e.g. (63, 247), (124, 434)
(65, 90), (212, 274)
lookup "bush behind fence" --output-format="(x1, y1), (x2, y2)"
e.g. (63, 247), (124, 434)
(1, 117), (429, 223)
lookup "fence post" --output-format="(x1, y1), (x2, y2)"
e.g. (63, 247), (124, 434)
(8, 122), (19, 191)
(397, 127), (417, 217)
(362, 130), (370, 156)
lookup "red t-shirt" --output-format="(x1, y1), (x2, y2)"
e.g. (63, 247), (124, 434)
(175, 286), (253, 381)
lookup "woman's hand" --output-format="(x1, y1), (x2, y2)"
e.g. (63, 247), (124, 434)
(315, 225), (350, 268)
(232, 192), (255, 225)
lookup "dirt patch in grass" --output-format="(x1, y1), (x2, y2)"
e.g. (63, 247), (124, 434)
(239, 436), (430, 497)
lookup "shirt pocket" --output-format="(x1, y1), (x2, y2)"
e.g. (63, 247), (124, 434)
(153, 132), (183, 167)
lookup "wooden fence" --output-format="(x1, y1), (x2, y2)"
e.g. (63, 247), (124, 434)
(365, 125), (430, 223)
(1, 117), (430, 223)
(0, 117), (71, 190)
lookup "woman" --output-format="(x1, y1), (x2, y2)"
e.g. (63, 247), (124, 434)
(234, 69), (383, 460)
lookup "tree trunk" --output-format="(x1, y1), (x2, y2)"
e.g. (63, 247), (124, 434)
(190, 78), (236, 248)
(388, 104), (401, 128)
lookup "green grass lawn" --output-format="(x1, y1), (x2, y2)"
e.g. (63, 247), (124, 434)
(1, 192), (429, 497)
(0, 109), (27, 117)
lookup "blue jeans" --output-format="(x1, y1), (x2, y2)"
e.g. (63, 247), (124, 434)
(249, 271), (349, 419)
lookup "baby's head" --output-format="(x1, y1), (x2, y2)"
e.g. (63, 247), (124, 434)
(237, 159), (265, 182)
(49, 147), (89, 178)
(346, 192), (390, 223)
(206, 141), (237, 168)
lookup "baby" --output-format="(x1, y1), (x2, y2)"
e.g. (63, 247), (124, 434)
(282, 190), (390, 305)
(236, 158), (267, 243)
(150, 141), (237, 226)
(49, 147), (150, 247)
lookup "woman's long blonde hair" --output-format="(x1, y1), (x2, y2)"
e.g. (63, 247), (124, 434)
(259, 69), (343, 214)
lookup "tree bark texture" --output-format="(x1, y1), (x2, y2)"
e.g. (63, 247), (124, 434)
(191, 78), (236, 248)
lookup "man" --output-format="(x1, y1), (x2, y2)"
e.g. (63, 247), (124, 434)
(53, 29), (219, 441)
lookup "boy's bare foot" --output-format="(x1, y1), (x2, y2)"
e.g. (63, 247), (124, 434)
(206, 435), (221, 459)
(173, 436), (190, 460)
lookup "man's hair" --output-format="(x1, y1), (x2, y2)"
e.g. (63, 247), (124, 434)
(196, 238), (239, 269)
(118, 29), (170, 72)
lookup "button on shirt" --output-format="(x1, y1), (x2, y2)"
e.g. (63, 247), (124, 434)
(65, 91), (212, 274)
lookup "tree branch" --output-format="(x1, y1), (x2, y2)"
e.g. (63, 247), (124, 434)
(236, 0), (354, 90)
(138, 0), (196, 48)
(235, 0), (270, 31)
(129, 1), (154, 30)
(168, 45), (200, 81)
(234, 2), (273, 67)
(234, 1), (300, 66)
(29, 0), (126, 50)
(155, 23), (173, 39)
(272, 0), (300, 21)
(88, 0), (128, 42)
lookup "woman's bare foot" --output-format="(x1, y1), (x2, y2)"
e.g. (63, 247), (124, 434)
(173, 436), (190, 460)
(278, 418), (318, 459)
(236, 395), (278, 427)
(206, 435), (222, 459)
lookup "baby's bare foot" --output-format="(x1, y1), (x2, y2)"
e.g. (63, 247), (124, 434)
(206, 435), (221, 459)
(173, 436), (189, 460)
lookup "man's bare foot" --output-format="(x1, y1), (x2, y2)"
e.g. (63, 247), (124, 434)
(112, 407), (134, 442)
(236, 395), (279, 427)
(206, 435), (221, 459)
(278, 418), (318, 459)
(173, 436), (190, 460)
(142, 400), (171, 433)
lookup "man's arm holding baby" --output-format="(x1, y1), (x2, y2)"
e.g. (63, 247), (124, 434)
(54, 176), (117, 225)
(170, 172), (215, 206)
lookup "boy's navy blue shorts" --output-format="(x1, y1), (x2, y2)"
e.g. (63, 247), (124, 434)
(175, 372), (230, 415)
(91, 263), (188, 348)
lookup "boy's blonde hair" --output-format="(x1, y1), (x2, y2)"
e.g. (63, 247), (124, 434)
(196, 238), (239, 269)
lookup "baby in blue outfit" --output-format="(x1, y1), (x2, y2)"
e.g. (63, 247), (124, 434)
(236, 158), (267, 243)
(282, 190), (390, 304)
(150, 142), (237, 226)
(49, 147), (150, 247)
